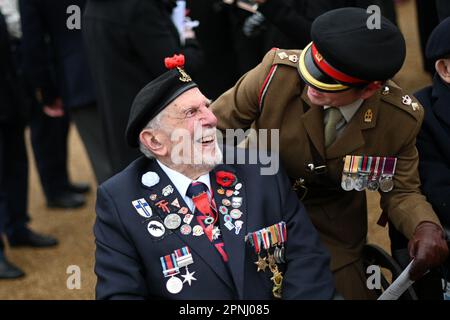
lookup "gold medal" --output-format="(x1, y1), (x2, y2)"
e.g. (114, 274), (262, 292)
(254, 255), (268, 272)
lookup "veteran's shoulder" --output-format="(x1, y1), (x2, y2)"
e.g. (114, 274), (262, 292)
(380, 80), (424, 122)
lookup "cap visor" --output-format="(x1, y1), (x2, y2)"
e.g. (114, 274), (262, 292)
(298, 43), (349, 92)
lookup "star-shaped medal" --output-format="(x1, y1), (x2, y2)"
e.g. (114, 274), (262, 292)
(181, 268), (197, 286)
(212, 226), (221, 240)
(255, 255), (268, 272)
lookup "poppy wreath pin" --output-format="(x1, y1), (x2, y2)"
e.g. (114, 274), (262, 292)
(164, 54), (185, 69)
(216, 171), (237, 188)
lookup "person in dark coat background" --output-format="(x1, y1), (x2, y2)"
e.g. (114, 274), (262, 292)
(386, 16), (450, 300)
(19, 0), (112, 186)
(187, 0), (240, 100)
(223, 0), (396, 77)
(415, 17), (450, 229)
(0, 12), (57, 280)
(18, 0), (96, 208)
(83, 0), (204, 177)
(255, 0), (395, 51)
(414, 0), (450, 74)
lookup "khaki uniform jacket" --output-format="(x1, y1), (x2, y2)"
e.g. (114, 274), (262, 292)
(211, 49), (441, 271)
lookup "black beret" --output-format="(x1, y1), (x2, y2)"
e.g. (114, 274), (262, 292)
(126, 68), (197, 147)
(426, 16), (450, 62)
(299, 7), (406, 92)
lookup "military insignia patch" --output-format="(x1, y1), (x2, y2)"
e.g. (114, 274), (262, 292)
(132, 198), (153, 218)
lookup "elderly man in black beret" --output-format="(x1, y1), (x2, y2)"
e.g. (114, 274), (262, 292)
(211, 7), (449, 299)
(93, 56), (335, 300)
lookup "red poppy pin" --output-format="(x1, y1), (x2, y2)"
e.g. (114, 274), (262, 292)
(216, 171), (237, 188)
(164, 54), (185, 70)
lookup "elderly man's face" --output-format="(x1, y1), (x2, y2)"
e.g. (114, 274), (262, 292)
(143, 87), (221, 170)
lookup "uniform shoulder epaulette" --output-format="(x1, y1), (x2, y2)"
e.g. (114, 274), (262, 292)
(380, 80), (423, 121)
(272, 49), (302, 68)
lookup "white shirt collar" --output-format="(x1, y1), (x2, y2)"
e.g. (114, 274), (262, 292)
(324, 98), (364, 123)
(156, 160), (212, 198)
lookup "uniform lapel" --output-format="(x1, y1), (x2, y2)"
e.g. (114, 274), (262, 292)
(210, 165), (247, 300)
(141, 160), (235, 292)
(300, 87), (326, 160)
(326, 92), (379, 159)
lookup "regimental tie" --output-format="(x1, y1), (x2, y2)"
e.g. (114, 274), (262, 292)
(324, 107), (344, 148)
(186, 182), (228, 262)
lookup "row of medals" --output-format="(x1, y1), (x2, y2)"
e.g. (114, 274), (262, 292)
(246, 222), (287, 299)
(341, 155), (397, 192)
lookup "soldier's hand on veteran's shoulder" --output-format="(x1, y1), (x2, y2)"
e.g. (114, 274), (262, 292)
(408, 222), (449, 281)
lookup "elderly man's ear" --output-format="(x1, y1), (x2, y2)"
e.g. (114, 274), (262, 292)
(435, 58), (450, 84)
(139, 129), (168, 157)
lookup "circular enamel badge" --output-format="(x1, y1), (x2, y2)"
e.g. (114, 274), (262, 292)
(180, 224), (192, 235)
(219, 206), (228, 215)
(230, 209), (242, 220)
(222, 199), (231, 207)
(164, 214), (182, 230)
(235, 183), (242, 190)
(192, 225), (204, 236)
(166, 276), (183, 294)
(147, 220), (165, 238)
(224, 215), (232, 223)
(204, 216), (214, 225)
(149, 194), (158, 201)
(178, 207), (189, 215)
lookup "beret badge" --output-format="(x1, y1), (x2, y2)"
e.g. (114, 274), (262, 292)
(164, 54), (192, 83)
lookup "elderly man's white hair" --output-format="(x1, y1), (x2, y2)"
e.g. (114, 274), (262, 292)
(138, 110), (166, 159)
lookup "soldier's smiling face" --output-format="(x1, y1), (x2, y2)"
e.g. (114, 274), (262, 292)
(306, 86), (367, 107)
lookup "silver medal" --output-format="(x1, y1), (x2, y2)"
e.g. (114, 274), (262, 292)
(164, 214), (182, 230)
(341, 175), (355, 191)
(166, 276), (183, 294)
(367, 179), (379, 192)
(279, 246), (285, 263)
(354, 175), (367, 191)
(379, 175), (394, 192)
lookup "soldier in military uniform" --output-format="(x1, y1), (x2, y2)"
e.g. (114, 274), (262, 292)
(211, 8), (449, 299)
(94, 56), (335, 299)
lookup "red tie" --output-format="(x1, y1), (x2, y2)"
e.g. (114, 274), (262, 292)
(186, 182), (228, 262)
